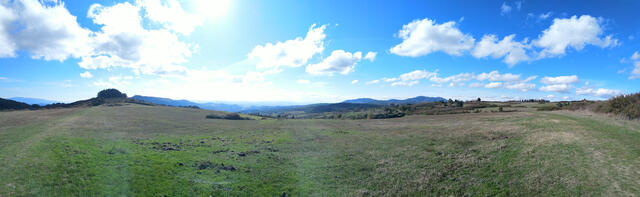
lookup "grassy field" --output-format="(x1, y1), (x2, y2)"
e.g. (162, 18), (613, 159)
(1, 104), (639, 196)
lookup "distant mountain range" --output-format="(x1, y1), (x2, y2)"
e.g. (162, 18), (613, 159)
(9, 97), (60, 106)
(2, 94), (448, 113)
(240, 96), (447, 115)
(342, 96), (446, 105)
(131, 95), (246, 112)
(131, 95), (448, 113)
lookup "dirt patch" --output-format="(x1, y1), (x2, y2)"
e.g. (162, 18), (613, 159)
(212, 149), (229, 154)
(148, 142), (182, 151)
(237, 150), (260, 157)
(193, 161), (237, 171)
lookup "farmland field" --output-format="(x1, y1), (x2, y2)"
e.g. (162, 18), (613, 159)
(1, 104), (639, 196)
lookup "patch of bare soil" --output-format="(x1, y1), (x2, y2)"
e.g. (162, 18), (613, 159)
(192, 161), (237, 172)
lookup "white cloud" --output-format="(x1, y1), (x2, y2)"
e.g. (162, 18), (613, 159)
(297, 79), (310, 84)
(540, 75), (579, 84)
(249, 24), (326, 69)
(306, 50), (363, 75)
(399, 70), (437, 81)
(80, 71), (93, 78)
(476, 71), (521, 81)
(0, 0), (92, 60)
(384, 70), (437, 87)
(430, 73), (474, 83)
(391, 80), (419, 87)
(351, 80), (359, 84)
(539, 12), (552, 20)
(390, 18), (474, 57)
(534, 15), (618, 58)
(366, 79), (380, 85)
(382, 77), (398, 82)
(523, 75), (538, 82)
(629, 52), (640, 79)
(0, 4), (17, 57)
(504, 82), (536, 92)
(472, 34), (530, 66)
(364, 52), (377, 62)
(539, 84), (573, 93)
(539, 75), (578, 92)
(93, 75), (133, 88)
(485, 82), (503, 88)
(632, 62), (640, 79)
(137, 0), (203, 35)
(546, 94), (555, 98)
(82, 2), (195, 76)
(632, 51), (640, 60)
(380, 69), (538, 92)
(500, 2), (512, 15)
(468, 82), (483, 88)
(576, 87), (622, 98)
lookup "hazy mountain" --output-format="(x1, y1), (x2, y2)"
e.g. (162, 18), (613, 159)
(342, 96), (446, 105)
(132, 95), (448, 114)
(9, 97), (59, 105)
(131, 95), (246, 112)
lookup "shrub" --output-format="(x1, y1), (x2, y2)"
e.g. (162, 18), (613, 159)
(97, 89), (127, 99)
(206, 113), (250, 120)
(595, 93), (640, 119)
(536, 105), (561, 111)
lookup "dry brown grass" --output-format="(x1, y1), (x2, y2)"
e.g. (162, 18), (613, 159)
(1, 104), (639, 196)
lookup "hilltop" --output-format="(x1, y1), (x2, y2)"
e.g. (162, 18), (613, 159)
(342, 96), (446, 104)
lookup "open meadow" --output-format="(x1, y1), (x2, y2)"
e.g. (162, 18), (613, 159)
(1, 104), (639, 196)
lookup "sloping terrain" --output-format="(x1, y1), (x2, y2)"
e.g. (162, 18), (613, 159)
(0, 104), (639, 196)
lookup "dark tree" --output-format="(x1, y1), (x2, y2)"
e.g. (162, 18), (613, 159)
(97, 89), (127, 99)
(477, 98), (481, 102)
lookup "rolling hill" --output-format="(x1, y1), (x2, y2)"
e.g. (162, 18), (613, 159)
(131, 95), (246, 112)
(342, 96), (446, 104)
(9, 97), (60, 106)
(0, 98), (34, 110)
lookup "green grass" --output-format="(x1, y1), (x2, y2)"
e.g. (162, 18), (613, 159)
(1, 104), (639, 196)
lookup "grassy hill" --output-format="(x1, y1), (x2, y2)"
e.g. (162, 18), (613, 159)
(1, 103), (639, 196)
(0, 97), (34, 110)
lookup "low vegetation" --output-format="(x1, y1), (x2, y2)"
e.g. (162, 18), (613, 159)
(536, 92), (640, 120)
(1, 103), (639, 196)
(255, 99), (523, 120)
(205, 113), (252, 120)
(0, 97), (36, 110)
(593, 93), (640, 119)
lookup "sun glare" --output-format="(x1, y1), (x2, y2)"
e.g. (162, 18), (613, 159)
(194, 0), (231, 20)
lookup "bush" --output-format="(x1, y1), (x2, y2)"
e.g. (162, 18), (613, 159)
(97, 89), (127, 99)
(536, 105), (561, 111)
(206, 113), (250, 120)
(595, 93), (640, 119)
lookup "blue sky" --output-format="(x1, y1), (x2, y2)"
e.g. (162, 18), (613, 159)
(1, 0), (639, 103)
